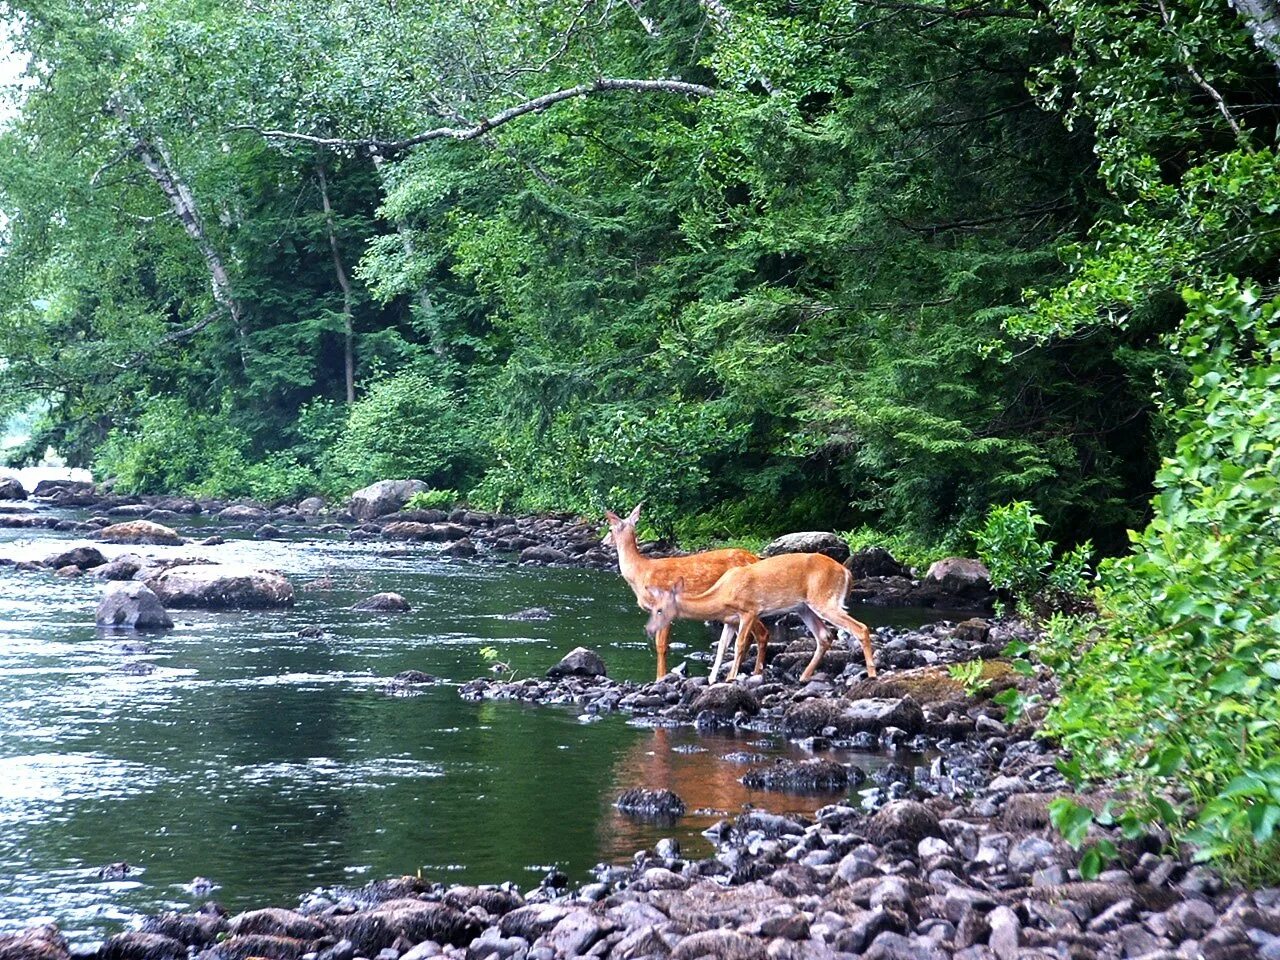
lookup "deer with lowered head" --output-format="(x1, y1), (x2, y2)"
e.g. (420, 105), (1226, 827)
(643, 551), (876, 682)
(604, 504), (770, 681)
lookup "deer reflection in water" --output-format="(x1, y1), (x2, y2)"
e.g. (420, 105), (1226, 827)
(598, 726), (854, 864)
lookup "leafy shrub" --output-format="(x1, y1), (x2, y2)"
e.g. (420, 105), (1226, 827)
(95, 398), (247, 494)
(404, 488), (460, 511)
(975, 501), (1092, 611)
(1041, 284), (1280, 881)
(330, 367), (480, 489)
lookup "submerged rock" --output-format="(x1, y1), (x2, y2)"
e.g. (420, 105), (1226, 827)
(504, 606), (553, 621)
(146, 564), (294, 609)
(547, 646), (607, 679)
(616, 788), (686, 819)
(741, 758), (858, 793)
(96, 582), (174, 630)
(352, 592), (411, 612)
(96, 520), (184, 546)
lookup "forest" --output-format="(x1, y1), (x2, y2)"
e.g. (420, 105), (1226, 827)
(1, 0), (1279, 878)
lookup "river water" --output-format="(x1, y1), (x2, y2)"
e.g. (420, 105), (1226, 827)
(0, 511), (948, 942)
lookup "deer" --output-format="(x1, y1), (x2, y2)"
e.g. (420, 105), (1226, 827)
(604, 504), (771, 682)
(643, 551), (876, 682)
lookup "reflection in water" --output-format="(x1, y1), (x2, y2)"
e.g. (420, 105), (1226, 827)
(0, 515), (946, 943)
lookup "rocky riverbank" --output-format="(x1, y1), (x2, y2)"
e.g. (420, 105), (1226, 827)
(4, 618), (1276, 960)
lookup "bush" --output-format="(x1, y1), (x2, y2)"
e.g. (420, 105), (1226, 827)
(404, 488), (460, 511)
(95, 398), (247, 494)
(330, 367), (480, 489)
(1040, 284), (1280, 881)
(975, 501), (1092, 611)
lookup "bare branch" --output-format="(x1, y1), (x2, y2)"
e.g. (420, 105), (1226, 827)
(624, 0), (661, 36)
(1158, 0), (1244, 139)
(234, 78), (716, 154)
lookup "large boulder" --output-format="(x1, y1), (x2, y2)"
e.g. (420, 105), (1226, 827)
(32, 479), (94, 498)
(97, 582), (174, 630)
(0, 475), (26, 500)
(547, 646), (607, 679)
(146, 564), (294, 609)
(296, 496), (325, 515)
(348, 479), (428, 521)
(95, 520), (184, 546)
(846, 546), (907, 579)
(865, 799), (942, 847)
(923, 557), (994, 605)
(352, 592), (411, 612)
(762, 531), (850, 563)
(0, 924), (70, 960)
(217, 504), (268, 522)
(44, 545), (107, 570)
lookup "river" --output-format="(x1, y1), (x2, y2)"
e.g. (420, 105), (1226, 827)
(0, 510), (949, 943)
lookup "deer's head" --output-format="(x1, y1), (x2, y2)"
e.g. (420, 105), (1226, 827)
(644, 578), (685, 636)
(602, 502), (642, 547)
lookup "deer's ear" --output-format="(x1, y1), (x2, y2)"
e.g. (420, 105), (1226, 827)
(627, 502), (642, 524)
(645, 585), (663, 601)
(604, 509), (621, 524)
(673, 577), (686, 596)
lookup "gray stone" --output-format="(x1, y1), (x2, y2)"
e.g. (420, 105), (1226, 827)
(0, 475), (27, 500)
(348, 480), (429, 521)
(146, 564), (294, 609)
(352, 592), (411, 613)
(547, 647), (606, 679)
(986, 906), (1020, 960)
(45, 545), (107, 569)
(95, 520), (184, 546)
(762, 532), (850, 563)
(96, 582), (173, 630)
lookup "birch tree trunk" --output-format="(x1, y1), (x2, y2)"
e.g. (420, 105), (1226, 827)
(316, 163), (356, 403)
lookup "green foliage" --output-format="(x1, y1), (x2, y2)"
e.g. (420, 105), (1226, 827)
(946, 660), (989, 698)
(975, 501), (1093, 607)
(328, 367), (479, 490)
(404, 489), (460, 511)
(1041, 285), (1280, 880)
(841, 526), (952, 575)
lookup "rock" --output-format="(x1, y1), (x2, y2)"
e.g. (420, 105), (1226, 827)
(147, 564), (294, 609)
(741, 758), (856, 792)
(441, 538), (477, 558)
(547, 646), (607, 679)
(0, 475), (27, 500)
(139, 912), (225, 946)
(520, 544), (569, 565)
(352, 592), (411, 612)
(297, 497), (326, 514)
(846, 546), (906, 579)
(254, 523), (283, 539)
(986, 907), (1020, 960)
(499, 904), (573, 941)
(762, 531), (851, 563)
(384, 670), (438, 695)
(32, 479), (94, 499)
(923, 557), (993, 603)
(107, 504), (152, 517)
(1167, 898), (1218, 939)
(96, 520), (184, 546)
(616, 788), (686, 819)
(153, 498), (201, 514)
(55, 564), (83, 578)
(671, 930), (767, 960)
(44, 545), (107, 569)
(96, 582), (173, 630)
(217, 504), (268, 522)
(782, 697), (923, 737)
(349, 479), (429, 521)
(689, 683), (760, 718)
(0, 924), (70, 960)
(96, 553), (145, 580)
(228, 908), (327, 940)
(542, 910), (611, 957)
(865, 800), (942, 847)
(99, 932), (188, 960)
(204, 934), (307, 959)
(952, 618), (991, 643)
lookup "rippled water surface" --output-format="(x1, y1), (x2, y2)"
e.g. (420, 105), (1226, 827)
(0, 513), (948, 941)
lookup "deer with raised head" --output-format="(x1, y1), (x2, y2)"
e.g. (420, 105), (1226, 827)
(643, 552), (876, 682)
(604, 504), (770, 681)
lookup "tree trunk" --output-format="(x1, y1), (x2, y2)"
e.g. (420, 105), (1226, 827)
(114, 102), (250, 370)
(1233, 0), (1280, 67)
(316, 163), (356, 403)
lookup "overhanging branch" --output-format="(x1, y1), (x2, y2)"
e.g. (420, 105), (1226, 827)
(235, 78), (716, 153)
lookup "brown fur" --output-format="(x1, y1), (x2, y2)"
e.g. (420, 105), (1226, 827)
(606, 505), (768, 680)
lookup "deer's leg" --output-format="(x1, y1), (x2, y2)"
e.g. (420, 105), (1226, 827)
(751, 619), (770, 675)
(709, 622), (735, 684)
(797, 608), (831, 681)
(654, 624), (671, 681)
(819, 605), (876, 678)
(727, 611), (759, 681)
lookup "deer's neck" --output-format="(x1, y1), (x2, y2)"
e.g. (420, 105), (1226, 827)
(614, 530), (652, 585)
